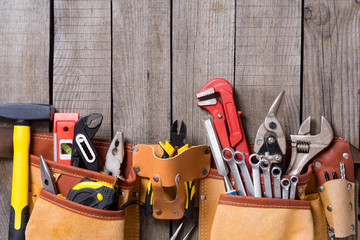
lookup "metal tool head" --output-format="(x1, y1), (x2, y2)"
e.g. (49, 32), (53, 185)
(259, 159), (271, 171)
(0, 103), (54, 121)
(249, 154), (262, 168)
(170, 221), (184, 240)
(196, 78), (233, 106)
(40, 155), (58, 195)
(286, 116), (333, 175)
(271, 166), (282, 178)
(170, 120), (187, 148)
(103, 132), (125, 178)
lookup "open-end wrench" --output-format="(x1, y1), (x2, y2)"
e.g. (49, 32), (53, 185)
(222, 148), (246, 196)
(197, 79), (250, 167)
(281, 178), (290, 199)
(260, 159), (272, 198)
(289, 175), (298, 200)
(204, 117), (236, 195)
(234, 152), (254, 196)
(271, 166), (282, 199)
(286, 116), (333, 175)
(250, 154), (262, 197)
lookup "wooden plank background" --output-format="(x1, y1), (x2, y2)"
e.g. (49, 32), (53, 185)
(0, 0), (359, 239)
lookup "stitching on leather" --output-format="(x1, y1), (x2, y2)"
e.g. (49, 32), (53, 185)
(219, 200), (311, 209)
(40, 195), (124, 220)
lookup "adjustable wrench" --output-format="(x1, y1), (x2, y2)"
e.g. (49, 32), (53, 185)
(197, 78), (250, 167)
(260, 159), (272, 198)
(103, 132), (125, 178)
(286, 116), (333, 175)
(250, 154), (262, 197)
(271, 166), (282, 199)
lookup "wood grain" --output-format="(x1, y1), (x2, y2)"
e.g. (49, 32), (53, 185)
(172, 0), (236, 147)
(234, 0), (302, 143)
(303, 0), (360, 147)
(0, 1), (50, 239)
(53, 0), (112, 139)
(112, 0), (171, 239)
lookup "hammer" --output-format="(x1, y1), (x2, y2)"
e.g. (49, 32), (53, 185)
(0, 103), (54, 240)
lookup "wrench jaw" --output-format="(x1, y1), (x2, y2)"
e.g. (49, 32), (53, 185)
(260, 159), (272, 198)
(286, 116), (334, 175)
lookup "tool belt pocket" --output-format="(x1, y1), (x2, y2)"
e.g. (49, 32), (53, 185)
(26, 188), (125, 239)
(132, 144), (211, 219)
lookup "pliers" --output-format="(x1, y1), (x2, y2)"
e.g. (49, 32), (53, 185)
(145, 121), (193, 218)
(254, 91), (286, 171)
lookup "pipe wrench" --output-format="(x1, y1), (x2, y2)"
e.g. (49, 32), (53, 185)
(286, 116), (333, 175)
(254, 91), (286, 171)
(71, 113), (103, 172)
(103, 132), (125, 178)
(196, 78), (250, 168)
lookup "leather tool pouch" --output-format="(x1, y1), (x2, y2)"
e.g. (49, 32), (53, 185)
(14, 131), (140, 240)
(198, 138), (358, 240)
(132, 144), (211, 219)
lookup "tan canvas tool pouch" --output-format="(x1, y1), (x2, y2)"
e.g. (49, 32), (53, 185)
(0, 129), (140, 240)
(132, 144), (211, 219)
(198, 138), (358, 240)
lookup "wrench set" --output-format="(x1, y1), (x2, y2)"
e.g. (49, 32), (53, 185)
(197, 78), (334, 200)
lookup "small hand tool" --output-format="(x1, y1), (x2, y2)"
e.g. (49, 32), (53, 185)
(103, 132), (125, 178)
(340, 162), (346, 179)
(204, 117), (236, 195)
(271, 166), (282, 198)
(71, 113), (103, 172)
(222, 148), (246, 196)
(332, 170), (338, 179)
(286, 116), (333, 175)
(260, 159), (272, 198)
(324, 170), (330, 181)
(281, 177), (290, 199)
(289, 175), (298, 200)
(249, 154), (262, 197)
(0, 103), (54, 240)
(235, 151), (254, 196)
(197, 78), (250, 168)
(53, 113), (79, 165)
(66, 178), (118, 210)
(170, 221), (197, 240)
(254, 91), (286, 171)
(40, 155), (58, 195)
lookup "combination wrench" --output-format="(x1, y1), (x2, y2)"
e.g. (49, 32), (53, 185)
(250, 154), (262, 197)
(271, 166), (282, 199)
(260, 159), (272, 198)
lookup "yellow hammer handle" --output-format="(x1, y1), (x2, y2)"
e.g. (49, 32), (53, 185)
(9, 123), (30, 239)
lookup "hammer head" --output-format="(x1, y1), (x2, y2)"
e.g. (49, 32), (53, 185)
(0, 103), (54, 121)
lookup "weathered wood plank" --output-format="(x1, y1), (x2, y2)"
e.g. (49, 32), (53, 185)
(303, 0), (360, 148)
(234, 0), (302, 144)
(53, 0), (111, 139)
(172, 1), (235, 238)
(0, 1), (50, 238)
(112, 0), (171, 239)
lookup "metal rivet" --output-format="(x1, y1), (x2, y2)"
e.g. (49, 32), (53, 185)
(269, 122), (277, 129)
(120, 191), (126, 198)
(200, 194), (206, 201)
(153, 175), (159, 182)
(343, 153), (349, 159)
(205, 148), (210, 154)
(298, 187), (304, 194)
(156, 209), (162, 215)
(351, 225), (355, 231)
(173, 211), (179, 217)
(315, 162), (321, 168)
(319, 186), (325, 192)
(202, 169), (208, 175)
(327, 205), (333, 212)
(134, 167), (140, 173)
(133, 192), (139, 198)
(267, 136), (275, 144)
(349, 203), (353, 210)
(133, 146), (138, 152)
(217, 114), (222, 119)
(348, 184), (352, 190)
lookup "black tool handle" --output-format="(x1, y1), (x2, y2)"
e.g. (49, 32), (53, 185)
(9, 205), (28, 240)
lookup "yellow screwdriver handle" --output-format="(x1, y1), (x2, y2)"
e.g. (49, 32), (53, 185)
(9, 122), (30, 239)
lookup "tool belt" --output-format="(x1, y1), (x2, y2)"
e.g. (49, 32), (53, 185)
(0, 127), (358, 239)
